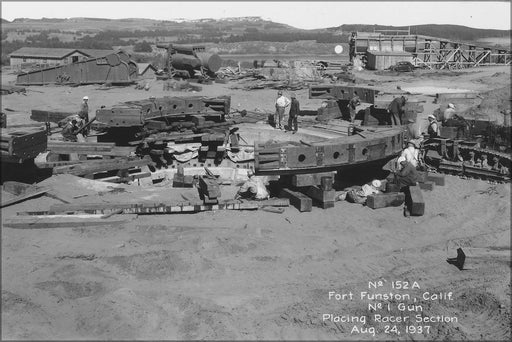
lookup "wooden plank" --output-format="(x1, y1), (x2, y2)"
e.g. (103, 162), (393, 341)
(300, 186), (336, 204)
(418, 181), (435, 191)
(3, 214), (137, 229)
(23, 199), (288, 216)
(279, 188), (313, 212)
(53, 156), (153, 176)
(99, 171), (152, 183)
(426, 173), (445, 186)
(1, 188), (49, 208)
(30, 109), (75, 123)
(367, 192), (405, 209)
(406, 185), (425, 216)
(291, 172), (336, 187)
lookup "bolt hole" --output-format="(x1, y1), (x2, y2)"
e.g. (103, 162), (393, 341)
(298, 154), (306, 162)
(362, 148), (368, 155)
(333, 152), (340, 159)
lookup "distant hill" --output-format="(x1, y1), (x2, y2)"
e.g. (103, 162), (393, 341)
(2, 17), (508, 41)
(1, 17), (509, 64)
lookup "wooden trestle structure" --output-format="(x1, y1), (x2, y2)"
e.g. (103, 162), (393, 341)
(354, 33), (511, 69)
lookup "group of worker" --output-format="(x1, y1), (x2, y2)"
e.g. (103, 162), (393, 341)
(426, 103), (471, 139)
(274, 90), (300, 133)
(61, 96), (90, 142)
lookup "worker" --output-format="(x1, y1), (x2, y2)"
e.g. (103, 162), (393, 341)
(347, 91), (360, 123)
(287, 93), (300, 134)
(61, 119), (80, 142)
(480, 154), (491, 169)
(275, 90), (291, 130)
(394, 159), (420, 191)
(388, 96), (406, 126)
(1, 112), (6, 128)
(442, 103), (468, 139)
(346, 179), (382, 204)
(426, 114), (440, 138)
(406, 118), (423, 142)
(466, 151), (476, 166)
(400, 140), (420, 168)
(443, 103), (456, 121)
(79, 96), (89, 136)
(348, 32), (357, 64)
(235, 170), (270, 201)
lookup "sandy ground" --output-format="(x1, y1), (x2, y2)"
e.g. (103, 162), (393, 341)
(1, 65), (511, 340)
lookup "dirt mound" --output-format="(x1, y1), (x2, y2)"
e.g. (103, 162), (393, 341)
(1, 291), (55, 339)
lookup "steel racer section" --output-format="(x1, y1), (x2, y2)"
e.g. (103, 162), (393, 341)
(255, 126), (405, 175)
(95, 95), (231, 144)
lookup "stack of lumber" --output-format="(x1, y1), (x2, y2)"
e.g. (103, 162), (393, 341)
(52, 155), (153, 176)
(46, 141), (136, 157)
(18, 198), (290, 216)
(198, 132), (226, 163)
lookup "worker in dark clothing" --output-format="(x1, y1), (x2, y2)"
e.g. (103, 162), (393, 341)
(427, 114), (440, 138)
(394, 159), (420, 191)
(347, 91), (360, 123)
(287, 93), (300, 134)
(349, 32), (357, 64)
(1, 112), (6, 128)
(61, 119), (80, 142)
(388, 96), (406, 126)
(79, 96), (89, 136)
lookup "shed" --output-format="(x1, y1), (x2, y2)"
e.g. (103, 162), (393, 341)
(8, 47), (119, 69)
(365, 51), (413, 70)
(8, 47), (88, 68)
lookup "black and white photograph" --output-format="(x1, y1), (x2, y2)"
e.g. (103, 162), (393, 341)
(1, 1), (510, 340)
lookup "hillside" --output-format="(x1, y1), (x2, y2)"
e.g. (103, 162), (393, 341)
(1, 17), (509, 66)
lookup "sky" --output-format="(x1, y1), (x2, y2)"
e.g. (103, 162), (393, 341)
(1, 1), (510, 31)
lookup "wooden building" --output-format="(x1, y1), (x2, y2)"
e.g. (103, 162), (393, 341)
(9, 47), (117, 69)
(365, 51), (413, 70)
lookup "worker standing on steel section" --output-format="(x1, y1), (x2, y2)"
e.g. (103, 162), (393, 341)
(443, 103), (456, 121)
(347, 91), (360, 123)
(275, 90), (291, 130)
(442, 103), (468, 138)
(349, 32), (357, 64)
(287, 93), (300, 134)
(388, 96), (406, 126)
(79, 96), (89, 135)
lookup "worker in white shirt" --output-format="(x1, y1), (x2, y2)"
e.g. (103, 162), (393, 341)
(274, 90), (291, 130)
(400, 140), (420, 168)
(443, 103), (456, 122)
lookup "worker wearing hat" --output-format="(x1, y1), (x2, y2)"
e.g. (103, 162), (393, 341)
(443, 103), (456, 122)
(287, 92), (300, 134)
(274, 90), (291, 130)
(427, 114), (440, 138)
(79, 96), (90, 135)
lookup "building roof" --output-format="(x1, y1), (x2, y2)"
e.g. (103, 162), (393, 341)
(367, 50), (412, 56)
(138, 63), (158, 75)
(8, 47), (84, 58)
(8, 47), (117, 59)
(79, 49), (118, 58)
